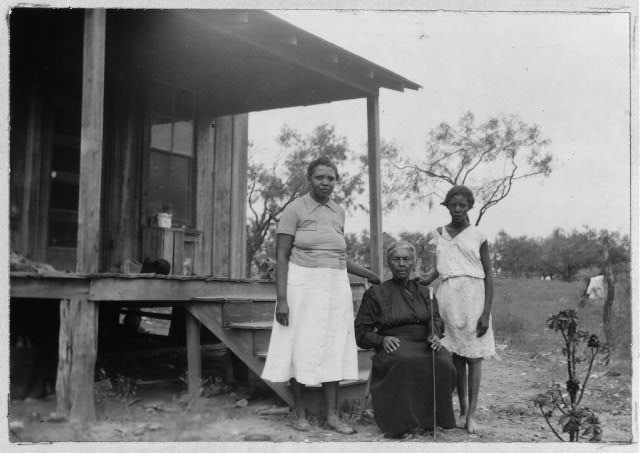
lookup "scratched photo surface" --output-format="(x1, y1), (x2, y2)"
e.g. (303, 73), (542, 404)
(3, 1), (637, 450)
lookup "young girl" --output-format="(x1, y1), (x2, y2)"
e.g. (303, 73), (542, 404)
(418, 185), (495, 434)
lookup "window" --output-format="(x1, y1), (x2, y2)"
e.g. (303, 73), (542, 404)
(148, 81), (195, 226)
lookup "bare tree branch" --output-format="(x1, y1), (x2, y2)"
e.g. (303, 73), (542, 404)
(383, 112), (552, 225)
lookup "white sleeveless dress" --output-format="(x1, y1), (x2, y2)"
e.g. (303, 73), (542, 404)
(430, 225), (495, 358)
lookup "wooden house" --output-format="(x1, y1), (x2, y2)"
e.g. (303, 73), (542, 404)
(9, 9), (420, 421)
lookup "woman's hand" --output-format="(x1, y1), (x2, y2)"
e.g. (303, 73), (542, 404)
(476, 312), (490, 337)
(275, 301), (290, 326)
(346, 261), (381, 285)
(382, 336), (400, 354)
(367, 273), (381, 285)
(428, 334), (442, 351)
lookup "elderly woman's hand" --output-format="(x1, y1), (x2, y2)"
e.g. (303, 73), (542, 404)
(428, 334), (442, 351)
(275, 301), (290, 326)
(382, 336), (400, 353)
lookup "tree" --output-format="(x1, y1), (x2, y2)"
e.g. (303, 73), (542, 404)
(246, 124), (366, 275)
(539, 228), (629, 282)
(345, 231), (397, 276)
(345, 231), (371, 267)
(383, 112), (552, 225)
(492, 231), (542, 278)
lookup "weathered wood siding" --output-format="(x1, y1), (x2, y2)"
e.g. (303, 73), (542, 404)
(194, 105), (216, 276)
(11, 11), (250, 278)
(100, 24), (145, 272)
(212, 114), (248, 278)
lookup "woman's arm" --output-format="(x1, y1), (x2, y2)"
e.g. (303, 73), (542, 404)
(354, 289), (385, 349)
(275, 234), (294, 326)
(477, 240), (494, 337)
(347, 260), (381, 284)
(415, 268), (439, 287)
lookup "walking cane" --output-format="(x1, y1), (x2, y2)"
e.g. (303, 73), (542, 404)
(363, 279), (373, 400)
(429, 286), (437, 440)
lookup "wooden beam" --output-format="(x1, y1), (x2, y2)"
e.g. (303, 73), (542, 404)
(367, 95), (384, 277)
(10, 275), (90, 300)
(229, 114), (248, 278)
(56, 8), (106, 423)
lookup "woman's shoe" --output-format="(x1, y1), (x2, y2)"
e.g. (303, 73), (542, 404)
(326, 416), (355, 434)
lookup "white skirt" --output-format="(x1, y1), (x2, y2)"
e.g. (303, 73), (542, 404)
(261, 262), (359, 385)
(437, 276), (495, 359)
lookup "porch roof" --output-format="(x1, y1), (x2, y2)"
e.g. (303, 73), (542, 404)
(112, 10), (421, 115)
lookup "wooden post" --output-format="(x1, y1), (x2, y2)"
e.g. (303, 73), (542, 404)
(55, 9), (106, 423)
(77, 9), (106, 274)
(186, 309), (202, 396)
(367, 95), (384, 277)
(56, 298), (99, 421)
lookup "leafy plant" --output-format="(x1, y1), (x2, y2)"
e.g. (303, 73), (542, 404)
(534, 309), (610, 442)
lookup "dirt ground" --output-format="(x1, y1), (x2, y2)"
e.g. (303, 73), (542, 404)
(8, 343), (633, 444)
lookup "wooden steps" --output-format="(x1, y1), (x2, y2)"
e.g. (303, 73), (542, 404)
(184, 296), (372, 414)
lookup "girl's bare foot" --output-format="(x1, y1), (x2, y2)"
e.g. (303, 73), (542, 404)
(457, 414), (467, 428)
(465, 416), (480, 434)
(326, 415), (355, 434)
(292, 417), (311, 431)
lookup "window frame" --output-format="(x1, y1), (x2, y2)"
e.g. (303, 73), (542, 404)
(147, 79), (197, 228)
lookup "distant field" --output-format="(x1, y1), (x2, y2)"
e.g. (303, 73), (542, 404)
(491, 277), (632, 366)
(137, 276), (633, 374)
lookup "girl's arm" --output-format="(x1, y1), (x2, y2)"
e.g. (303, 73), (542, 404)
(415, 232), (439, 286)
(275, 234), (294, 326)
(347, 260), (381, 284)
(477, 240), (494, 337)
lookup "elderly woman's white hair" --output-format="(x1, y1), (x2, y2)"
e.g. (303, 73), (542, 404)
(385, 240), (416, 262)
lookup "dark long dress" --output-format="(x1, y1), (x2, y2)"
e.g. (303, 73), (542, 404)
(354, 279), (457, 435)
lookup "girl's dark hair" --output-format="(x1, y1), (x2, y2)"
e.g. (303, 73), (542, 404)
(307, 156), (340, 181)
(442, 185), (475, 208)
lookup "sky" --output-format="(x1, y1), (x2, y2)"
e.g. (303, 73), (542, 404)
(248, 10), (631, 242)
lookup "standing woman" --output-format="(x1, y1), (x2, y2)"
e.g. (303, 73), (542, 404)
(261, 156), (380, 434)
(418, 185), (495, 434)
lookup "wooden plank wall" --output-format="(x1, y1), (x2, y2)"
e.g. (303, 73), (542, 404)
(100, 24), (145, 272)
(194, 105), (216, 276)
(212, 116), (233, 277)
(211, 114), (249, 278)
(229, 114), (248, 278)
(19, 86), (49, 261)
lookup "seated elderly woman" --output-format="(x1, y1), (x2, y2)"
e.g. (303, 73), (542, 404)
(354, 241), (457, 437)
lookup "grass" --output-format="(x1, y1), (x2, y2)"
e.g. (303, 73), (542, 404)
(492, 276), (632, 362)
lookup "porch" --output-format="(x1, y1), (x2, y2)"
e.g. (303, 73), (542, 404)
(9, 8), (419, 421)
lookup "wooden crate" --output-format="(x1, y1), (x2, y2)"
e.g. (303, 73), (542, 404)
(142, 226), (184, 275)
